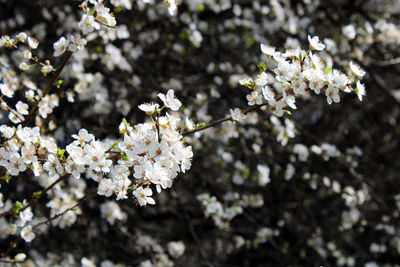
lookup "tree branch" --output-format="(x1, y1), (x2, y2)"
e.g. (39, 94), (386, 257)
(0, 175), (68, 218)
(181, 102), (269, 136)
(33, 193), (97, 230)
(0, 193), (97, 259)
(22, 51), (73, 127)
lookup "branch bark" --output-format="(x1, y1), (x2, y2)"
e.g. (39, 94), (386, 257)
(22, 51), (73, 127)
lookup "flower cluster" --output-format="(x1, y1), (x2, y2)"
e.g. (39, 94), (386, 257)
(241, 36), (366, 117)
(113, 90), (192, 205)
(78, 1), (117, 35)
(0, 89), (192, 249)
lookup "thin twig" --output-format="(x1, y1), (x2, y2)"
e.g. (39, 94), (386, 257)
(0, 97), (25, 122)
(0, 236), (21, 259)
(22, 51), (73, 127)
(371, 57), (400, 66)
(0, 175), (68, 218)
(0, 259), (16, 263)
(33, 193), (97, 229)
(181, 102), (269, 136)
(0, 193), (96, 259)
(370, 72), (400, 105)
(9, 42), (56, 72)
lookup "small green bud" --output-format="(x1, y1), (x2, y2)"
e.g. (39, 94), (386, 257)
(121, 152), (129, 161)
(56, 148), (65, 159)
(56, 79), (63, 88)
(33, 191), (42, 199)
(196, 122), (206, 128)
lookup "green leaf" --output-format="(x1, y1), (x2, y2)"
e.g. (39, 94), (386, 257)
(284, 110), (292, 115)
(5, 174), (12, 183)
(242, 168), (250, 179)
(95, 46), (102, 53)
(257, 62), (266, 74)
(56, 148), (65, 159)
(112, 142), (119, 149)
(13, 201), (24, 213)
(196, 122), (206, 128)
(121, 152), (129, 161)
(33, 191), (42, 199)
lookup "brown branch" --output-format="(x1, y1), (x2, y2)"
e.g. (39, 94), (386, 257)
(0, 175), (68, 218)
(0, 259), (17, 263)
(370, 57), (400, 66)
(0, 97), (25, 122)
(0, 236), (21, 259)
(33, 193), (97, 230)
(181, 102), (269, 136)
(9, 42), (56, 71)
(0, 193), (96, 259)
(370, 72), (400, 105)
(22, 51), (73, 127)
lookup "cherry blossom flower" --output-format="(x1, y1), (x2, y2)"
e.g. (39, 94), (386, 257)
(260, 43), (275, 56)
(158, 89), (182, 111)
(165, 0), (178, 16)
(268, 98), (285, 117)
(133, 187), (155, 206)
(22, 50), (31, 60)
(0, 83), (15, 98)
(16, 32), (27, 42)
(14, 253), (26, 262)
(257, 164), (271, 186)
(7, 153), (27, 176)
(68, 35), (87, 52)
(72, 129), (95, 146)
(43, 154), (64, 175)
(16, 101), (28, 115)
(53, 36), (69, 57)
(27, 37), (38, 49)
(138, 103), (159, 115)
(355, 81), (366, 101)
(97, 179), (114, 197)
(230, 108), (246, 122)
(308, 35), (325, 51)
(325, 85), (340, 105)
(350, 61), (366, 77)
(19, 207), (33, 226)
(246, 91), (263, 106)
(20, 225), (35, 242)
(78, 14), (100, 35)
